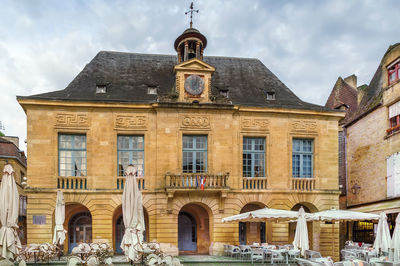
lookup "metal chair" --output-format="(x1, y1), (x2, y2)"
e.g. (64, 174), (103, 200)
(228, 245), (241, 258)
(288, 250), (300, 263)
(251, 248), (264, 264)
(239, 245), (252, 260)
(341, 249), (357, 260)
(271, 249), (287, 265)
(305, 250), (323, 259)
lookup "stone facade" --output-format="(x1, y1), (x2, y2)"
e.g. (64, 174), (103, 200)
(17, 25), (345, 260)
(18, 98), (344, 258)
(346, 44), (400, 207)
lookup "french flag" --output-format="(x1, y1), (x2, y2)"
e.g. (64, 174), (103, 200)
(200, 175), (206, 190)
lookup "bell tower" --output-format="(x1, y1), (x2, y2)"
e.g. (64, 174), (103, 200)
(174, 2), (207, 63)
(173, 2), (215, 104)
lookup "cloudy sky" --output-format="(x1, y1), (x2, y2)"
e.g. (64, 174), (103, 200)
(1, 0), (399, 151)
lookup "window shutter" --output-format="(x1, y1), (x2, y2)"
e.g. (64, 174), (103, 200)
(394, 153), (400, 197)
(387, 154), (394, 198)
(389, 101), (400, 118)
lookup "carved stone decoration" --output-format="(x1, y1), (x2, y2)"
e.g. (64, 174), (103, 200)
(240, 118), (269, 132)
(55, 113), (89, 127)
(115, 115), (147, 129)
(180, 115), (211, 130)
(291, 120), (317, 133)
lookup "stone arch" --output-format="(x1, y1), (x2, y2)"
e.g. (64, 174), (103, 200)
(112, 204), (149, 254)
(177, 201), (214, 255)
(238, 202), (266, 245)
(63, 203), (92, 254)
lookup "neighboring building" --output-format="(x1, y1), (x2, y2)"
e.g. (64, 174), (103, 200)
(342, 43), (400, 243)
(0, 136), (28, 244)
(17, 25), (344, 258)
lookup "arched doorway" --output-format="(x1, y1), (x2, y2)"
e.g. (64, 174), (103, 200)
(68, 212), (92, 253)
(178, 203), (211, 254)
(113, 205), (149, 254)
(239, 203), (266, 245)
(178, 212), (197, 251)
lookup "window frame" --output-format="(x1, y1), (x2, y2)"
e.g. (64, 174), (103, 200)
(292, 138), (314, 178)
(242, 137), (266, 178)
(182, 135), (208, 173)
(117, 135), (145, 177)
(388, 61), (400, 85)
(58, 134), (87, 177)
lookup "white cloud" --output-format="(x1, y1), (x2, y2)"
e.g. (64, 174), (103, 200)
(0, 0), (399, 151)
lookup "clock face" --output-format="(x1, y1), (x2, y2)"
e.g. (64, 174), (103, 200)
(184, 75), (204, 96)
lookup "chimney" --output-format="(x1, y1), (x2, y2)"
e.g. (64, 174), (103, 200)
(344, 74), (357, 90)
(2, 136), (19, 148)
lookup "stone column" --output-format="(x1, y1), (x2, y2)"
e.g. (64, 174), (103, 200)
(196, 41), (201, 59)
(184, 41), (188, 62)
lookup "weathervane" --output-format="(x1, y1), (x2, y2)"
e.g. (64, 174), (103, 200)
(185, 2), (199, 28)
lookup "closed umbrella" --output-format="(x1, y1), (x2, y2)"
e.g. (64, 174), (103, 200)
(374, 212), (391, 254)
(293, 207), (309, 256)
(0, 164), (22, 260)
(52, 190), (67, 245)
(121, 165), (145, 262)
(392, 214), (400, 261)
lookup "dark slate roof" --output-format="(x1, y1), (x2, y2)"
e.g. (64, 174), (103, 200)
(18, 51), (333, 112)
(325, 76), (358, 124)
(345, 64), (383, 126)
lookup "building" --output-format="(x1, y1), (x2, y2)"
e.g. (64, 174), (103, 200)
(0, 136), (28, 244)
(17, 24), (344, 258)
(338, 43), (400, 243)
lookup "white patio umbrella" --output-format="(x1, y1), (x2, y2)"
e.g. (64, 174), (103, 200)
(374, 212), (391, 254)
(311, 208), (380, 259)
(0, 164), (22, 261)
(392, 214), (400, 261)
(222, 207), (314, 223)
(52, 190), (67, 245)
(293, 207), (309, 256)
(120, 165), (145, 263)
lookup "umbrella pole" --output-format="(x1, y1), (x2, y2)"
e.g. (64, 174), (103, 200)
(332, 222), (334, 260)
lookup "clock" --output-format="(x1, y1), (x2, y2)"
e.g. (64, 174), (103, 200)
(184, 75), (204, 96)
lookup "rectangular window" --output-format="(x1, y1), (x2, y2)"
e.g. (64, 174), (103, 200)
(118, 135), (144, 176)
(388, 61), (400, 85)
(59, 134), (86, 177)
(386, 152), (400, 198)
(388, 101), (400, 135)
(242, 137), (265, 177)
(182, 135), (207, 173)
(292, 138), (313, 178)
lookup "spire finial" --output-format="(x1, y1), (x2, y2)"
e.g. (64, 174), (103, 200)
(185, 2), (199, 28)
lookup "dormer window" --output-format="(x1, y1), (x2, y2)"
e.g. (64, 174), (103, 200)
(388, 60), (400, 85)
(96, 85), (107, 93)
(147, 87), (157, 95)
(266, 91), (276, 100)
(219, 90), (229, 97)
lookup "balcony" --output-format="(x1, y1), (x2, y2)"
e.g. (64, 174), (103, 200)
(116, 177), (145, 190)
(242, 177), (267, 190)
(165, 172), (229, 191)
(57, 177), (87, 190)
(291, 177), (315, 191)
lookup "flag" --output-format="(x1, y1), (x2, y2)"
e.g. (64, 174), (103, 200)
(200, 175), (206, 190)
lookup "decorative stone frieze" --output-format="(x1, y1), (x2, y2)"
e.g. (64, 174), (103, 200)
(240, 117), (269, 132)
(115, 115), (147, 130)
(180, 115), (210, 130)
(290, 120), (317, 133)
(55, 113), (89, 127)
